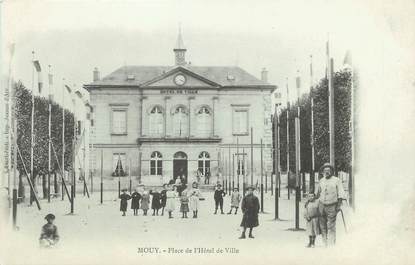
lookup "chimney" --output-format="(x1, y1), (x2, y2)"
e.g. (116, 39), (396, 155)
(93, 67), (100, 82)
(261, 68), (268, 83)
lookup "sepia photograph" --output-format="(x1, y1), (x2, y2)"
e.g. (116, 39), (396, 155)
(0, 0), (414, 264)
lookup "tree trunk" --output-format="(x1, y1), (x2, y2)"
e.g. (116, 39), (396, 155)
(54, 171), (58, 194)
(42, 174), (47, 199)
(30, 174), (35, 204)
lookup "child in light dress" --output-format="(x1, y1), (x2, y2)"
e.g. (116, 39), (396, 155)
(304, 193), (320, 248)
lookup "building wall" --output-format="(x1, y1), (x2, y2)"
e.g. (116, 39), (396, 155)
(90, 87), (273, 185)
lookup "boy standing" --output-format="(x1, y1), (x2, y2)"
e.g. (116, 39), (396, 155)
(214, 184), (226, 214)
(119, 188), (131, 216)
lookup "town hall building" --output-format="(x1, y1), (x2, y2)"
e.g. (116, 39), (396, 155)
(84, 31), (276, 186)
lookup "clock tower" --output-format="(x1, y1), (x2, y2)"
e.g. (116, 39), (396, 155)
(173, 27), (187, 66)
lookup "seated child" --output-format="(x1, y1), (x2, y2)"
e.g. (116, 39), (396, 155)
(39, 213), (59, 248)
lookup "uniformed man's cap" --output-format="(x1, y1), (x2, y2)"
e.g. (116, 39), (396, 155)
(121, 188), (128, 192)
(246, 185), (256, 191)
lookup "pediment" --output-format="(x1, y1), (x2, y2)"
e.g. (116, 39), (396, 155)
(142, 67), (220, 88)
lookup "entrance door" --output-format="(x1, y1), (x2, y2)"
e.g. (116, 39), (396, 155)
(173, 152), (188, 184)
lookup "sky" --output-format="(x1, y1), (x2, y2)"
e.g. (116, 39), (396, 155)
(1, 0), (373, 108)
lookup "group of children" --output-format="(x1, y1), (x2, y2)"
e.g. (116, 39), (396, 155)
(119, 182), (203, 218)
(37, 183), (320, 248)
(119, 185), (167, 216)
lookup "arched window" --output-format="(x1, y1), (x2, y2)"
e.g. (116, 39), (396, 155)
(173, 151), (188, 159)
(150, 151), (163, 176)
(172, 106), (188, 137)
(149, 106), (163, 136)
(198, 151), (210, 176)
(196, 106), (211, 137)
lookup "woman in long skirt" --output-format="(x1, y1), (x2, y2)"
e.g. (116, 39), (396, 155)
(165, 185), (177, 218)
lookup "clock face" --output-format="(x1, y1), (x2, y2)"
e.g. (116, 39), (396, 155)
(174, 74), (186, 86)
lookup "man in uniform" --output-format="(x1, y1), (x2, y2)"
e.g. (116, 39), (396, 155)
(316, 163), (346, 247)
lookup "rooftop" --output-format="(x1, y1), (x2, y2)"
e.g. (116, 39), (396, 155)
(85, 65), (273, 88)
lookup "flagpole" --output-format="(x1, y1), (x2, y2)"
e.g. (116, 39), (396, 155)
(344, 52), (355, 210)
(48, 65), (52, 203)
(327, 39), (335, 168)
(228, 144), (231, 195)
(351, 64), (355, 211)
(286, 78), (290, 200)
(310, 55), (316, 193)
(7, 44), (15, 201)
(129, 158), (132, 194)
(276, 108), (281, 198)
(61, 78), (66, 201)
(250, 127), (253, 186)
(10, 44), (18, 228)
(72, 89), (77, 199)
(295, 70), (302, 197)
(12, 85), (18, 228)
(236, 137), (239, 190)
(242, 147), (245, 196)
(118, 153), (121, 197)
(30, 51), (35, 206)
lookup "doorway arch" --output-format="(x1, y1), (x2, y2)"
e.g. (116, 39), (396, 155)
(173, 151), (188, 183)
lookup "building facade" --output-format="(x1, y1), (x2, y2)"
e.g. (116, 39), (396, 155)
(84, 32), (276, 186)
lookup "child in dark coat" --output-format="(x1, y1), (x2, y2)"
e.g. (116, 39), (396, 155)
(150, 189), (162, 216)
(39, 213), (59, 248)
(131, 188), (142, 216)
(239, 186), (260, 239)
(119, 189), (131, 216)
(214, 184), (226, 214)
(180, 191), (190, 218)
(160, 184), (168, 216)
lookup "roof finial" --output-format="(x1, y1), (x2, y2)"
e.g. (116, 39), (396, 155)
(174, 23), (187, 66)
(175, 23), (186, 50)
